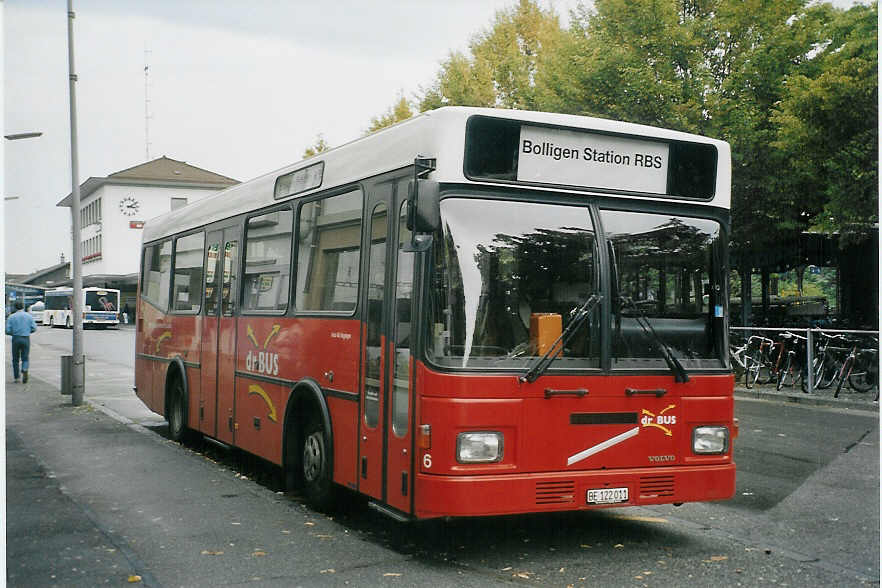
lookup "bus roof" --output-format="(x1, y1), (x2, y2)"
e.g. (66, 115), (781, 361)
(142, 107), (731, 243)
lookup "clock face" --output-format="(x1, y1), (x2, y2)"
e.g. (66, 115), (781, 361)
(119, 196), (140, 217)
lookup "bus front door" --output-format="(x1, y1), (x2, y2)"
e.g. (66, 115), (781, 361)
(200, 227), (240, 444)
(360, 177), (415, 515)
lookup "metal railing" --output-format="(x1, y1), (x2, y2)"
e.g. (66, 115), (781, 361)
(730, 326), (879, 396)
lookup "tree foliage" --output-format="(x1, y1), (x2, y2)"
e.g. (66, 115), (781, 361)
(365, 94), (415, 134)
(367, 0), (877, 249)
(772, 2), (878, 244)
(302, 134), (330, 159)
(419, 0), (563, 111)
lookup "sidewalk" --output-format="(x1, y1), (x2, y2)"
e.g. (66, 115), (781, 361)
(734, 381), (879, 413)
(4, 341), (505, 587)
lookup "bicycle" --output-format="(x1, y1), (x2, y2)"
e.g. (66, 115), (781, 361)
(730, 335), (774, 389)
(776, 332), (809, 392)
(809, 331), (848, 390)
(834, 336), (879, 400)
(744, 335), (775, 388)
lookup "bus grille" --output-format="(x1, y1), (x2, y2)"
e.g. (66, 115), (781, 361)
(535, 481), (575, 505)
(639, 475), (675, 498)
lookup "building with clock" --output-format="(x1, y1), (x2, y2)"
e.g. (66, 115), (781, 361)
(56, 156), (238, 310)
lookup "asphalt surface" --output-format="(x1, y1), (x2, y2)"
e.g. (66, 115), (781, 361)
(4, 327), (878, 586)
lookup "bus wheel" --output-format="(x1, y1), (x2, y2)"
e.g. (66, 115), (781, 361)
(301, 418), (333, 510)
(167, 377), (190, 443)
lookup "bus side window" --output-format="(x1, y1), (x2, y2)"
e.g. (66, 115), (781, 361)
(204, 242), (220, 316)
(222, 240), (239, 317)
(392, 199), (413, 437)
(172, 232), (205, 313)
(243, 209), (293, 313)
(295, 188), (363, 313)
(142, 240), (172, 310)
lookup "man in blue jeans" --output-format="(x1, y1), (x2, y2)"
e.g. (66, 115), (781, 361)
(6, 300), (37, 383)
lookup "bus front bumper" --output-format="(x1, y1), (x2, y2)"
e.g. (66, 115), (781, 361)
(414, 463), (735, 519)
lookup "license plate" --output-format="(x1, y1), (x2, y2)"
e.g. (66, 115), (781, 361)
(586, 487), (628, 505)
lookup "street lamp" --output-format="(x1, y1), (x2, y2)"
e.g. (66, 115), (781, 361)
(4, 132), (43, 140)
(3, 132), (42, 199)
(67, 0), (85, 406)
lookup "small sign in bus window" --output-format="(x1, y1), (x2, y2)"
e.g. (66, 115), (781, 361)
(274, 161), (324, 199)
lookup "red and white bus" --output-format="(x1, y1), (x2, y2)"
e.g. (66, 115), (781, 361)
(135, 107), (736, 520)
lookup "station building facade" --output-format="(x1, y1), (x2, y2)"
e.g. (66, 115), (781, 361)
(54, 156), (238, 312)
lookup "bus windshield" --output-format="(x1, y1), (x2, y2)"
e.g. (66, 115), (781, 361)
(603, 210), (725, 370)
(428, 197), (726, 371)
(85, 290), (118, 312)
(428, 198), (599, 369)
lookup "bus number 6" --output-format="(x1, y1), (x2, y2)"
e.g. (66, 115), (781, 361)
(423, 454), (432, 469)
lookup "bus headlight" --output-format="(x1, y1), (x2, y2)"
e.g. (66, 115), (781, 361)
(692, 426), (729, 454)
(456, 432), (504, 463)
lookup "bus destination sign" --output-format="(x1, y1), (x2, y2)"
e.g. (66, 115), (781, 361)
(516, 125), (670, 194)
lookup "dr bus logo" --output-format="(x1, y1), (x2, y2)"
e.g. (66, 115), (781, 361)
(640, 405), (677, 436)
(244, 324), (282, 377)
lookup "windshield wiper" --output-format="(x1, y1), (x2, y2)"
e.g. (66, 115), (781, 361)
(520, 294), (602, 384)
(621, 297), (689, 383)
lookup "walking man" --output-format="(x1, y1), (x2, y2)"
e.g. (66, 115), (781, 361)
(6, 300), (37, 383)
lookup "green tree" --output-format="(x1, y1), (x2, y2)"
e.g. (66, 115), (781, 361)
(366, 94), (415, 134)
(772, 2), (878, 244)
(419, 0), (563, 111)
(536, 0), (708, 131)
(302, 134), (330, 159)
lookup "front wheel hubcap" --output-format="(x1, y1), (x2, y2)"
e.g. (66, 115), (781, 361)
(303, 433), (323, 482)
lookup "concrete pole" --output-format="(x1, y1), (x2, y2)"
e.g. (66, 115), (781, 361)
(67, 0), (85, 405)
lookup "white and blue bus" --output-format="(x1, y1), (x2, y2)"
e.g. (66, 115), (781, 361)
(45, 287), (120, 329)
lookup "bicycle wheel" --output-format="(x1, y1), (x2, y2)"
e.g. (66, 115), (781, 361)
(834, 356), (854, 398)
(745, 350), (761, 388)
(777, 354), (794, 391)
(817, 356), (839, 389)
(848, 362), (876, 393)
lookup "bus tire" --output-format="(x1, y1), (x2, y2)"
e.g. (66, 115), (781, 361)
(301, 417), (333, 511)
(167, 375), (192, 443)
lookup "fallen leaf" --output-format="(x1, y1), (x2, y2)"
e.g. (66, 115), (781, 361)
(252, 550), (267, 557)
(320, 569), (335, 574)
(614, 544), (624, 549)
(514, 572), (531, 579)
(315, 534), (332, 539)
(501, 566), (512, 571)
(383, 573), (402, 577)
(580, 544), (592, 549)
(281, 530), (291, 534)
(710, 555), (728, 562)
(127, 575), (142, 583)
(201, 550), (224, 556)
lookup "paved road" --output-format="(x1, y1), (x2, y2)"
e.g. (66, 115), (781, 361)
(6, 328), (879, 586)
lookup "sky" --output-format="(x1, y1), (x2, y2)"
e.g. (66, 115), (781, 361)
(2, 0), (588, 275)
(1, 0), (861, 275)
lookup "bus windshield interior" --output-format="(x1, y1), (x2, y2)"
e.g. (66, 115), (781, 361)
(428, 198), (599, 369)
(428, 197), (726, 371)
(85, 290), (118, 312)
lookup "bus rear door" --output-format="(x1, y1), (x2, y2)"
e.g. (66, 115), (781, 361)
(200, 225), (240, 444)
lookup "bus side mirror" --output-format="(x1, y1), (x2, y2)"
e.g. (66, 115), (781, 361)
(407, 179), (440, 234)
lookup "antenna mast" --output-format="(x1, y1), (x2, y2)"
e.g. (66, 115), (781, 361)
(144, 46), (152, 160)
